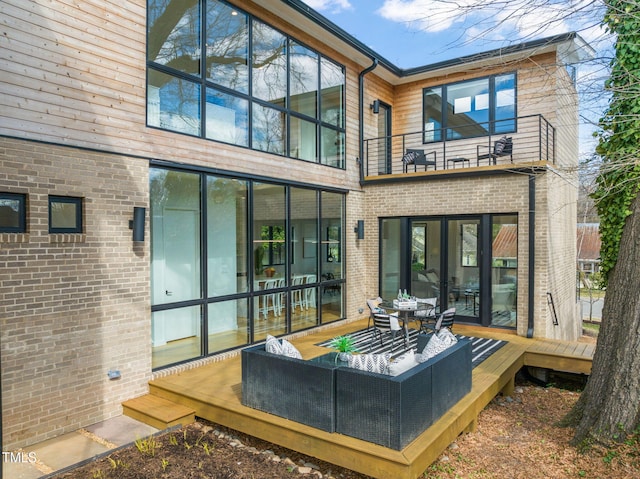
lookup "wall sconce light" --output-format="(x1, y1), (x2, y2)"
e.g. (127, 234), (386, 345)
(129, 206), (146, 242)
(354, 220), (364, 240)
(370, 99), (380, 114)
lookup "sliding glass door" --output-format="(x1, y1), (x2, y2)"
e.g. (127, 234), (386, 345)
(381, 214), (517, 328)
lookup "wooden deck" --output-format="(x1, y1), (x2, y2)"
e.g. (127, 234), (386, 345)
(130, 320), (595, 479)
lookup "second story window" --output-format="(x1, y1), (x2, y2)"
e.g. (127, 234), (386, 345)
(147, 0), (346, 168)
(423, 73), (516, 142)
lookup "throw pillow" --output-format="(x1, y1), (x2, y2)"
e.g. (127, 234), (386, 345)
(346, 353), (390, 374)
(387, 350), (418, 376)
(280, 338), (302, 359)
(494, 137), (507, 154)
(401, 150), (419, 165)
(417, 329), (458, 363)
(265, 334), (283, 355)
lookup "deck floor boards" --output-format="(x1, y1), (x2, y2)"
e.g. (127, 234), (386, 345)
(139, 320), (594, 479)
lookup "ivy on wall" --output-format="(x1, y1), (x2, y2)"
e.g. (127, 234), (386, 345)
(592, 0), (640, 284)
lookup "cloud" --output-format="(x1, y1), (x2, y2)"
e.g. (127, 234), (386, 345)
(377, 0), (606, 46)
(304, 0), (353, 13)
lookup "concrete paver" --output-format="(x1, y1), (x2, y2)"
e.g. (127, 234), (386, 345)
(2, 415), (159, 478)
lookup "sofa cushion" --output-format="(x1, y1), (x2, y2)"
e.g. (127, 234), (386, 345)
(387, 350), (418, 376)
(417, 329), (458, 362)
(280, 338), (302, 359)
(265, 335), (302, 359)
(265, 334), (283, 355)
(346, 353), (390, 374)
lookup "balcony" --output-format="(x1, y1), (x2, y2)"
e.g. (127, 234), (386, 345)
(362, 114), (555, 179)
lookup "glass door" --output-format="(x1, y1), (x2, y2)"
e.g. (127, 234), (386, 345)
(446, 218), (481, 323)
(410, 219), (441, 301)
(376, 102), (392, 174)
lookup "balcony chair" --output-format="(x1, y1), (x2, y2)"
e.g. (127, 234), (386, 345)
(477, 136), (513, 165)
(402, 148), (437, 173)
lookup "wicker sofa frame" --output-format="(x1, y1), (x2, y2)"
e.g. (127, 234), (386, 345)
(241, 339), (472, 449)
(335, 339), (471, 449)
(241, 344), (338, 432)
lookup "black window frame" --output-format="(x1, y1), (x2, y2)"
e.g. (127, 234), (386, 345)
(422, 72), (517, 143)
(145, 0), (346, 169)
(48, 195), (83, 234)
(0, 192), (27, 233)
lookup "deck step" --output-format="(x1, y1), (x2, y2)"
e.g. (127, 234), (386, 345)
(123, 394), (195, 430)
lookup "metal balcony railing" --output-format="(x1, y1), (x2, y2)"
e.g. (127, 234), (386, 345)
(363, 114), (555, 177)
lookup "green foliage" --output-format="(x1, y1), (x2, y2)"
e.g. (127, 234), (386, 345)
(593, 0), (640, 284)
(328, 335), (358, 354)
(134, 435), (159, 457)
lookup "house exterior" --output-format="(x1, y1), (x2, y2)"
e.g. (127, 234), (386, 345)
(0, 0), (592, 450)
(577, 223), (601, 277)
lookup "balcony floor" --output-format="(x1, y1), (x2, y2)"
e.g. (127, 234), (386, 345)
(138, 320), (594, 479)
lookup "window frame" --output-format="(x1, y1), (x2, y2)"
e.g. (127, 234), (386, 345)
(48, 195), (83, 234)
(0, 192), (27, 233)
(146, 0), (346, 168)
(422, 72), (517, 143)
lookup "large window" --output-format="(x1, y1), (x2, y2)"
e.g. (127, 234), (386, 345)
(150, 166), (346, 369)
(423, 73), (516, 142)
(147, 0), (346, 168)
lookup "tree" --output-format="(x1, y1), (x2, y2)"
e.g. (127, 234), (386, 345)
(562, 0), (640, 446)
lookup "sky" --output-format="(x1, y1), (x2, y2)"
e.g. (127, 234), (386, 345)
(302, 0), (610, 69)
(303, 0), (614, 162)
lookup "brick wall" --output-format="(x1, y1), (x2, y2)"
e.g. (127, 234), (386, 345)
(0, 137), (151, 449)
(357, 172), (577, 339)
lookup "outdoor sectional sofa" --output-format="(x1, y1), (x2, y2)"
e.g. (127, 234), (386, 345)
(241, 338), (472, 449)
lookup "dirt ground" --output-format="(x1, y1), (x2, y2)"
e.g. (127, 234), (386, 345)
(53, 337), (640, 479)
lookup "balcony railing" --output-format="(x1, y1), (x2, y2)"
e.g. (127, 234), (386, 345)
(363, 114), (555, 177)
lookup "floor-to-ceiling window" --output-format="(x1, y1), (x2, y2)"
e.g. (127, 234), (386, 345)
(147, 0), (346, 168)
(151, 166), (346, 369)
(320, 191), (345, 323)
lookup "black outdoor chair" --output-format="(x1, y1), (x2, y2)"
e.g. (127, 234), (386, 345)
(402, 148), (437, 172)
(477, 136), (513, 165)
(422, 307), (456, 334)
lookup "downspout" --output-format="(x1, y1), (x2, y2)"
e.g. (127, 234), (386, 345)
(358, 58), (378, 185)
(527, 174), (536, 338)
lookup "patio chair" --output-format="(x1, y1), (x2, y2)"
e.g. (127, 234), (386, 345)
(422, 307), (456, 334)
(366, 297), (404, 350)
(402, 148), (437, 172)
(411, 296), (438, 331)
(477, 136), (513, 165)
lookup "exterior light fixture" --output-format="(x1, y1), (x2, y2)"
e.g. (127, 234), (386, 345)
(354, 220), (364, 240)
(129, 206), (146, 242)
(370, 99), (380, 114)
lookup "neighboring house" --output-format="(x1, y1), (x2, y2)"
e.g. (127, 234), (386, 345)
(577, 223), (601, 276)
(0, 0), (593, 450)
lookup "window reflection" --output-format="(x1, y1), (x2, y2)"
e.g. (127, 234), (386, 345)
(146, 0), (346, 167)
(148, 0), (201, 76)
(252, 103), (286, 154)
(205, 88), (248, 146)
(206, 0), (249, 93)
(252, 21), (287, 107)
(148, 70), (201, 136)
(290, 40), (318, 117)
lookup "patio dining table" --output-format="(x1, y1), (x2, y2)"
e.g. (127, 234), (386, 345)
(379, 300), (432, 343)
